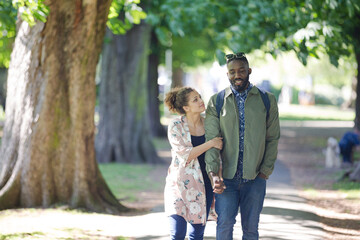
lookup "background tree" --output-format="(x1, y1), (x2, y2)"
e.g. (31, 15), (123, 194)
(95, 1), (162, 163)
(95, 0), (216, 161)
(0, 0), (128, 212)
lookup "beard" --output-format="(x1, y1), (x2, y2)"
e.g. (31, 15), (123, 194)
(230, 74), (250, 92)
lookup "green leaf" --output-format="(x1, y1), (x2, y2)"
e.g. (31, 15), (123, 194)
(215, 49), (226, 66)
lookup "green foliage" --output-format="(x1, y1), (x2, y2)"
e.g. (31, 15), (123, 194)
(13, 0), (49, 26)
(204, 0), (360, 66)
(107, 0), (147, 35)
(0, 1), (16, 68)
(0, 0), (49, 68)
(171, 35), (216, 69)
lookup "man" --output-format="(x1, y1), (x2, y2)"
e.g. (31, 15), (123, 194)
(339, 129), (360, 167)
(204, 52), (280, 240)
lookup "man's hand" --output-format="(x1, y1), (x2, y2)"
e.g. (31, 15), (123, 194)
(209, 172), (226, 194)
(258, 172), (268, 180)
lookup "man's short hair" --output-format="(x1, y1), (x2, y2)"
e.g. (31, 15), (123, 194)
(225, 52), (249, 65)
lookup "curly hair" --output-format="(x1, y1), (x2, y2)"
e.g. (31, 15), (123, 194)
(164, 87), (194, 115)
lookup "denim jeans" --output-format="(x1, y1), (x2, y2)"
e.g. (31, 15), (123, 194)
(215, 175), (266, 240)
(169, 214), (206, 240)
(169, 175), (214, 240)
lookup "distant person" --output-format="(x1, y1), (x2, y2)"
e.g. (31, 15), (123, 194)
(339, 129), (360, 167)
(164, 87), (223, 240)
(204, 52), (280, 239)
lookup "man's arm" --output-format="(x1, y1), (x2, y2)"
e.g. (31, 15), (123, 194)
(204, 95), (222, 176)
(259, 93), (280, 178)
(204, 95), (226, 193)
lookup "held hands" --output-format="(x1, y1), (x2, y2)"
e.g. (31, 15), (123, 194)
(210, 172), (226, 194)
(211, 137), (223, 150)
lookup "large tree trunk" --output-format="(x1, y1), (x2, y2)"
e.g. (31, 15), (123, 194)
(147, 30), (166, 137)
(0, 68), (7, 110)
(96, 23), (161, 163)
(0, 0), (127, 213)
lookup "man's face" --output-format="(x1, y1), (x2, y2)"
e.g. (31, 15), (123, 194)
(227, 60), (252, 92)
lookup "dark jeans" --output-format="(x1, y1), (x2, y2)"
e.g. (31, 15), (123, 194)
(215, 175), (266, 240)
(340, 145), (352, 163)
(169, 175), (214, 240)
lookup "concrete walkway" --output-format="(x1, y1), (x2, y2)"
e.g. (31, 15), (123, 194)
(114, 160), (325, 240)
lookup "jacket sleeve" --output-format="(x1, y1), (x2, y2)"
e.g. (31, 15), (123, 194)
(168, 120), (193, 166)
(260, 93), (280, 177)
(204, 95), (221, 175)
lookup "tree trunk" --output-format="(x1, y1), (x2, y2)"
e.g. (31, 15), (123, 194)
(95, 23), (161, 164)
(0, 0), (127, 213)
(355, 52), (360, 131)
(147, 30), (166, 137)
(171, 67), (184, 88)
(351, 51), (360, 181)
(0, 68), (7, 110)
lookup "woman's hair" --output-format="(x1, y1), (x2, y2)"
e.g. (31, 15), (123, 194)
(165, 87), (194, 115)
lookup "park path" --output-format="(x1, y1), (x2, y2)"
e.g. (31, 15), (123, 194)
(121, 161), (326, 240)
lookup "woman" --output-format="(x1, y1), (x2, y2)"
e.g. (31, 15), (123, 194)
(164, 87), (223, 240)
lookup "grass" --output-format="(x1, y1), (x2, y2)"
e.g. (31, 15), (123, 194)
(279, 104), (355, 121)
(0, 232), (44, 239)
(98, 163), (162, 202)
(333, 178), (360, 200)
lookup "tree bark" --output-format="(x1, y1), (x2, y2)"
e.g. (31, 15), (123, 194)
(96, 23), (161, 164)
(355, 52), (360, 131)
(351, 51), (360, 181)
(0, 68), (7, 110)
(0, 0), (127, 213)
(147, 30), (166, 137)
(171, 67), (184, 88)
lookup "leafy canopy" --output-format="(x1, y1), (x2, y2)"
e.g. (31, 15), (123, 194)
(0, 0), (147, 68)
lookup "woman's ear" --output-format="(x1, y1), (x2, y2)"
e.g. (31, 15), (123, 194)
(183, 106), (190, 112)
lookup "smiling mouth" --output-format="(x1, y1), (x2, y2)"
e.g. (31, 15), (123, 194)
(235, 80), (243, 85)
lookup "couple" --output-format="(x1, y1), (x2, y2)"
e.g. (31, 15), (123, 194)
(164, 53), (280, 240)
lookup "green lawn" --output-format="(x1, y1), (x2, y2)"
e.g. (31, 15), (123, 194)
(279, 104), (355, 121)
(98, 163), (162, 202)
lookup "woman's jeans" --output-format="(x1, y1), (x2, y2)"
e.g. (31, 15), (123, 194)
(215, 175), (266, 240)
(169, 177), (213, 240)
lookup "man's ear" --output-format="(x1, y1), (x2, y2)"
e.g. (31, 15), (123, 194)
(248, 68), (252, 75)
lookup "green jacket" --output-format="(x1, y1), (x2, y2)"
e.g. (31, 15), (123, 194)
(204, 86), (280, 180)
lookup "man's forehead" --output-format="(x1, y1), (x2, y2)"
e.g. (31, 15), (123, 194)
(227, 60), (248, 70)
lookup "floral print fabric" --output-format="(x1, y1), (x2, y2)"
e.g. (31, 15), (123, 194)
(164, 116), (211, 225)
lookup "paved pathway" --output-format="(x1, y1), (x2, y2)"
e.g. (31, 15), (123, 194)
(107, 160), (325, 240)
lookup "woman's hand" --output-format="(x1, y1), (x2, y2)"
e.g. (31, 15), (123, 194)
(211, 137), (223, 150)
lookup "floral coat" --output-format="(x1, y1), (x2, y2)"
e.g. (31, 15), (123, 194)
(164, 116), (216, 225)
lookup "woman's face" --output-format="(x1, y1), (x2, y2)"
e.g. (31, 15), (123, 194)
(183, 91), (205, 114)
